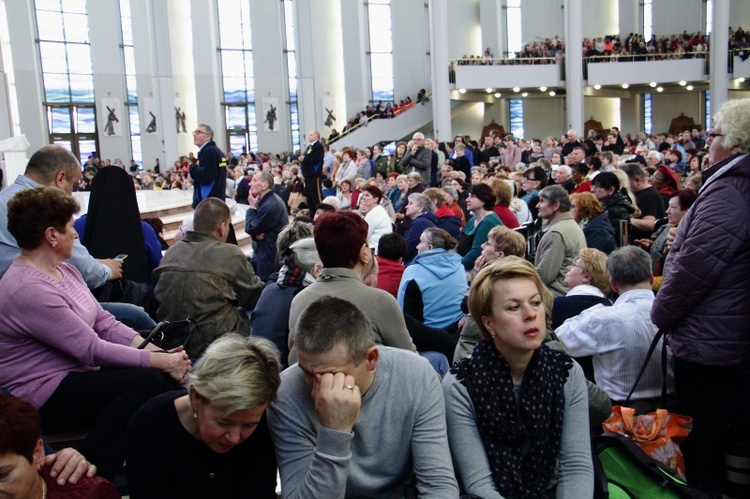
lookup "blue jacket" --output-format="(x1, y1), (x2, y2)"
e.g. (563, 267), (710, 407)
(435, 214), (462, 240)
(404, 212), (438, 263)
(583, 212), (617, 254)
(189, 141), (227, 208)
(397, 249), (468, 329)
(245, 191), (289, 280)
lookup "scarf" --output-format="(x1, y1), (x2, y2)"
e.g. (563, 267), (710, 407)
(454, 340), (571, 498)
(276, 265), (316, 288)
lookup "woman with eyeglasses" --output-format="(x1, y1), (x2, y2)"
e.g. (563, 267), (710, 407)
(457, 184), (502, 270)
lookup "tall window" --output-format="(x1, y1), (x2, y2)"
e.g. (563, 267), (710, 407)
(643, 0), (653, 40)
(367, 0), (394, 103)
(705, 91), (711, 130)
(36, 0), (97, 163)
(282, 0), (299, 150)
(706, 0), (713, 34)
(509, 99), (524, 138)
(506, 0), (522, 58)
(644, 94), (653, 134)
(217, 0), (257, 154)
(119, 0), (141, 163)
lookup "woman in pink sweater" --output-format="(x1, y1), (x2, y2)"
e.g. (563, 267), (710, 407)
(0, 186), (190, 480)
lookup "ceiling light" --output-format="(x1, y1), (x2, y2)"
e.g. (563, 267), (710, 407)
(679, 81), (687, 86)
(649, 82), (657, 87)
(686, 85), (694, 91)
(621, 84), (629, 89)
(539, 86), (547, 92)
(657, 87), (664, 92)
(521, 92), (528, 97)
(513, 87), (520, 92)
(494, 92), (501, 98)
(486, 88), (493, 93)
(594, 84), (601, 90)
(549, 91), (556, 96)
(739, 77), (746, 83)
(458, 88), (466, 94)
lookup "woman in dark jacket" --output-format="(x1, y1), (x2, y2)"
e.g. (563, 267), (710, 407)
(590, 172), (635, 230)
(570, 192), (616, 254)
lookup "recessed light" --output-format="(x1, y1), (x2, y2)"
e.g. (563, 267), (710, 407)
(621, 84), (629, 89)
(494, 92), (501, 98)
(513, 87), (520, 92)
(458, 88), (466, 94)
(649, 82), (657, 87)
(540, 86), (547, 92)
(549, 91), (556, 96)
(594, 84), (601, 90)
(657, 87), (664, 92)
(486, 88), (493, 93)
(686, 85), (694, 90)
(679, 81), (687, 86)
(739, 77), (746, 83)
(521, 92), (528, 97)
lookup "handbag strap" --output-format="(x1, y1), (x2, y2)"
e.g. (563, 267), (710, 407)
(137, 318), (195, 350)
(624, 329), (668, 407)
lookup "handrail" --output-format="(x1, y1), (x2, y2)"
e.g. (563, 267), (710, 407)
(450, 56), (558, 66)
(328, 91), (432, 146)
(583, 51), (709, 62)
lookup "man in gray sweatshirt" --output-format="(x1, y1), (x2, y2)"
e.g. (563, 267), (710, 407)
(267, 296), (458, 498)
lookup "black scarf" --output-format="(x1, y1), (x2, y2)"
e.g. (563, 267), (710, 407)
(453, 340), (571, 498)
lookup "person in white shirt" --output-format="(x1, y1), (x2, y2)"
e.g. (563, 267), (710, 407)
(555, 245), (673, 413)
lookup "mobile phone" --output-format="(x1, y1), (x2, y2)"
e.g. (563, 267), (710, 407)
(115, 254), (128, 261)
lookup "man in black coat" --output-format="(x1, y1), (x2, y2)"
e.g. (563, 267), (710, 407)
(189, 123), (227, 209)
(298, 130), (324, 213)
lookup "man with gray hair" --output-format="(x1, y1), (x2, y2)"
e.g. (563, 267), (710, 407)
(556, 246), (672, 412)
(403, 193), (437, 263)
(556, 165), (575, 193)
(268, 296), (459, 498)
(189, 123), (228, 209)
(245, 171), (289, 280)
(534, 185), (586, 296)
(400, 132), (431, 186)
(153, 198), (263, 358)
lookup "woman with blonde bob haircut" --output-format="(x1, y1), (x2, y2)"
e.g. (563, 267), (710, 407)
(443, 257), (592, 498)
(552, 248), (612, 331)
(127, 334), (281, 498)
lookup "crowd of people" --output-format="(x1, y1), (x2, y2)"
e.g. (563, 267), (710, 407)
(454, 27), (750, 66)
(0, 94), (748, 498)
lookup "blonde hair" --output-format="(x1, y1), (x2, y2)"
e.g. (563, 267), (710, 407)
(188, 334), (281, 417)
(423, 188), (446, 207)
(488, 177), (512, 207)
(468, 256), (553, 340)
(714, 98), (750, 153)
(577, 248), (611, 295)
(487, 226), (526, 258)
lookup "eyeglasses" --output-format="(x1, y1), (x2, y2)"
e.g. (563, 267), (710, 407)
(707, 132), (725, 139)
(193, 130), (209, 136)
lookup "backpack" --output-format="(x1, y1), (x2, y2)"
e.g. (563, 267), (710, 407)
(593, 433), (709, 499)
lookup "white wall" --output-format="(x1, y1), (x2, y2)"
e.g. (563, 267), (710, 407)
(652, 0), (702, 35)
(523, 98), (566, 139)
(521, 0), (563, 44)
(447, 0), (481, 59)
(583, 96), (620, 130)
(392, 1), (430, 102)
(582, 0), (618, 37)
(650, 92), (702, 132)
(731, 0), (750, 29)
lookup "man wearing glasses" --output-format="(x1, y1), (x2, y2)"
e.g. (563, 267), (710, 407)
(189, 124), (228, 209)
(401, 133), (432, 187)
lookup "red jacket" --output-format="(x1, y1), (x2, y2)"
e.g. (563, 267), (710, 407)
(376, 256), (405, 297)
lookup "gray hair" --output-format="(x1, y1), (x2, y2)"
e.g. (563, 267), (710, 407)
(25, 145), (80, 185)
(620, 162), (646, 180)
(188, 334), (281, 417)
(276, 220), (314, 256)
(197, 123), (214, 139)
(283, 237), (321, 273)
(294, 296), (375, 364)
(442, 186), (459, 200)
(557, 165), (572, 176)
(606, 246), (652, 288)
(539, 185), (571, 212)
(713, 98), (750, 153)
(322, 195), (340, 210)
(408, 193), (433, 214)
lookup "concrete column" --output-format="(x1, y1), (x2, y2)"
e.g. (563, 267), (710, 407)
(429, 0), (451, 142)
(88, 0), (131, 162)
(4, 0), (47, 150)
(479, 0), (502, 60)
(709, 0), (729, 122)
(339, 0), (370, 119)
(564, 0), (583, 134)
(190, 0), (224, 150)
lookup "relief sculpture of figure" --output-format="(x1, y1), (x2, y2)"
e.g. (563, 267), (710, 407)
(105, 106), (119, 136)
(265, 105), (277, 131)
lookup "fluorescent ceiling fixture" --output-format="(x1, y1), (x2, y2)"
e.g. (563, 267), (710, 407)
(679, 81), (687, 86)
(539, 86), (547, 92)
(686, 85), (694, 90)
(657, 86), (664, 92)
(549, 91), (556, 96)
(513, 87), (520, 92)
(594, 84), (601, 90)
(521, 92), (528, 97)
(649, 82), (657, 87)
(494, 92), (501, 98)
(621, 83), (629, 89)
(458, 88), (466, 94)
(486, 88), (493, 93)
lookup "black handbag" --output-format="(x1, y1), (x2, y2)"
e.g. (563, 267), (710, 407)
(137, 318), (198, 352)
